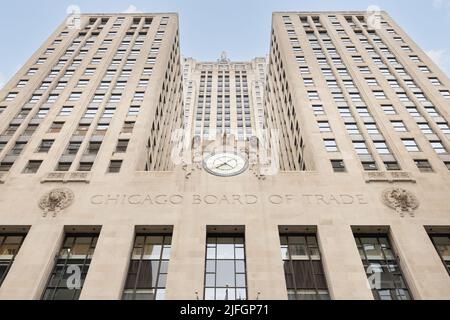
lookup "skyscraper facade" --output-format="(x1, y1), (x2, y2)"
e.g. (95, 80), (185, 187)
(0, 11), (449, 301)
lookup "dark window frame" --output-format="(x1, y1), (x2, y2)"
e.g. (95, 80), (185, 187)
(0, 234), (27, 287)
(42, 233), (98, 300)
(354, 233), (412, 300)
(280, 233), (330, 300)
(122, 233), (172, 300)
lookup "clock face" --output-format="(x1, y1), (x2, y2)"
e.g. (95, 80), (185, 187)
(203, 151), (248, 177)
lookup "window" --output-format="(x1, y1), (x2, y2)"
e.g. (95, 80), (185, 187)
(429, 234), (450, 275)
(108, 160), (123, 173)
(78, 162), (94, 172)
(128, 106), (140, 116)
(324, 139), (338, 152)
(415, 160), (433, 172)
(381, 105), (396, 115)
(23, 160), (43, 174)
(429, 77), (441, 86)
(133, 92), (145, 101)
(430, 141), (446, 154)
(59, 106), (73, 116)
(353, 141), (369, 155)
(366, 78), (378, 86)
(42, 234), (98, 300)
(122, 121), (135, 133)
(308, 91), (320, 101)
(384, 162), (401, 171)
(374, 141), (390, 155)
(66, 141), (81, 155)
(402, 139), (420, 152)
(115, 140), (129, 153)
(373, 90), (387, 100)
(331, 160), (346, 172)
(68, 92), (81, 101)
(318, 121), (331, 132)
(5, 92), (18, 101)
(204, 234), (247, 300)
(48, 122), (64, 133)
(280, 233), (329, 300)
(441, 90), (450, 99)
(0, 234), (26, 286)
(354, 234), (411, 300)
(362, 161), (378, 171)
(122, 233), (172, 300)
(391, 121), (407, 132)
(56, 162), (71, 172)
(10, 142), (26, 155)
(37, 140), (54, 153)
(311, 105), (324, 116)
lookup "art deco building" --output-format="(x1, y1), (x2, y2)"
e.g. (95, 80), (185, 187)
(0, 11), (449, 301)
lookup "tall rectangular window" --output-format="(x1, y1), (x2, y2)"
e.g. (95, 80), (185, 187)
(429, 233), (450, 275)
(204, 233), (247, 300)
(42, 234), (98, 300)
(123, 233), (172, 300)
(280, 233), (329, 300)
(354, 233), (411, 300)
(0, 234), (26, 287)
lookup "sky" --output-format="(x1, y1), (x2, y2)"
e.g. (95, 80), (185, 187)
(1, 0), (450, 89)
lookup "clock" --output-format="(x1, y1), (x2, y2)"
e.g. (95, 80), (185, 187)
(203, 150), (248, 177)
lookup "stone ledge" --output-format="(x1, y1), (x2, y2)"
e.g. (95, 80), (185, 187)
(364, 171), (416, 183)
(41, 172), (91, 184)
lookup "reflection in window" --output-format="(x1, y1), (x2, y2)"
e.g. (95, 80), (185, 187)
(280, 234), (329, 300)
(429, 234), (450, 275)
(0, 234), (26, 287)
(123, 234), (172, 300)
(354, 234), (411, 300)
(204, 235), (247, 300)
(42, 234), (98, 300)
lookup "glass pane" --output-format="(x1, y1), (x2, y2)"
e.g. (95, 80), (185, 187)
(205, 273), (215, 287)
(289, 245), (308, 260)
(207, 247), (216, 259)
(132, 247), (143, 259)
(161, 246), (171, 260)
(235, 260), (246, 273)
(155, 289), (165, 300)
(236, 288), (246, 300)
(216, 260), (235, 287)
(143, 244), (162, 260)
(280, 246), (289, 260)
(135, 289), (154, 300)
(216, 288), (234, 300)
(157, 274), (167, 288)
(236, 273), (246, 287)
(122, 290), (134, 300)
(216, 244), (235, 259)
(135, 236), (145, 246)
(147, 236), (163, 244)
(235, 247), (245, 259)
(364, 244), (384, 260)
(70, 244), (90, 257)
(204, 288), (215, 300)
(206, 260), (215, 273)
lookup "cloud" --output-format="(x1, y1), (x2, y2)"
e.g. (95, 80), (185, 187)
(123, 5), (142, 14)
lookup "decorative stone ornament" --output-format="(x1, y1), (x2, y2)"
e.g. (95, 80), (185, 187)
(381, 188), (419, 217)
(39, 188), (75, 217)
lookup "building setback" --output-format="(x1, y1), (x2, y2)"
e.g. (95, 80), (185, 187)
(0, 11), (449, 300)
